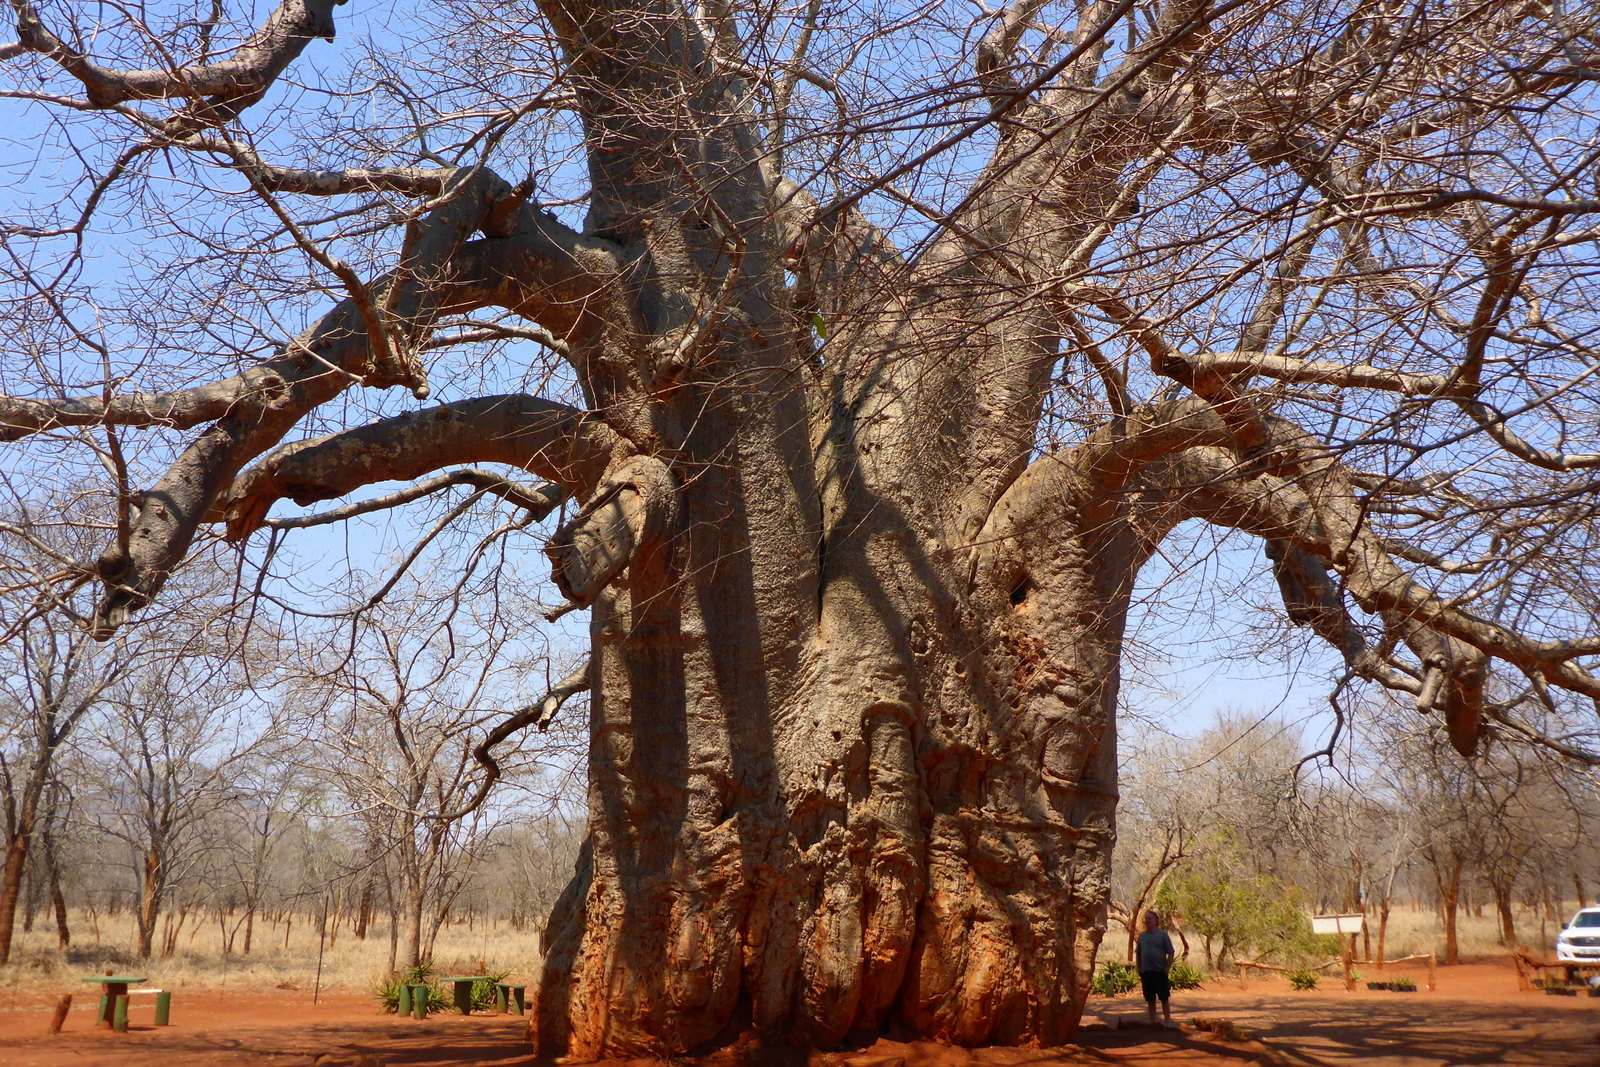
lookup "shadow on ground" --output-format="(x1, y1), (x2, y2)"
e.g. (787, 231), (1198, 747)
(1094, 991), (1600, 1066)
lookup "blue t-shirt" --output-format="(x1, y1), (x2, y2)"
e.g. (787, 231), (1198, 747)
(1136, 929), (1175, 973)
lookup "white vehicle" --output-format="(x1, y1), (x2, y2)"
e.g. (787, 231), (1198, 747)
(1556, 908), (1600, 963)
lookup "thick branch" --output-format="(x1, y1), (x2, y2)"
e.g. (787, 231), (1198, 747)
(89, 172), (537, 636)
(9, 0), (344, 112)
(225, 395), (619, 541)
(1166, 445), (1600, 752)
(1159, 350), (1457, 397)
(545, 455), (678, 608)
(0, 365), (289, 441)
(1261, 537), (1413, 691)
(976, 0), (1052, 102)
(974, 394), (1232, 566)
(187, 136), (462, 197)
(984, 394), (1600, 757)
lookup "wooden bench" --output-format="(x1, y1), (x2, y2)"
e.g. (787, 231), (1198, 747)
(1514, 952), (1600, 996)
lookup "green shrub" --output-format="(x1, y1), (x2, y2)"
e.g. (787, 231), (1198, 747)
(1168, 960), (1204, 990)
(1092, 959), (1139, 996)
(374, 963), (449, 1014)
(468, 971), (512, 1011)
(1389, 975), (1416, 991)
(1286, 968), (1319, 991)
(1155, 838), (1338, 968)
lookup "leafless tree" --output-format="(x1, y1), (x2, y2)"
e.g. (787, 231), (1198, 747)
(0, 571), (125, 964)
(213, 748), (305, 956)
(0, 491), (222, 963)
(1358, 692), (1589, 962)
(283, 585), (565, 969)
(85, 654), (274, 959)
(5, 0), (1600, 1053)
(1112, 728), (1210, 962)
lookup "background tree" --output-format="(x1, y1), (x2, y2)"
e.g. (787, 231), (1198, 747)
(1155, 834), (1325, 970)
(1119, 712), (1327, 967)
(1110, 731), (1205, 962)
(1360, 694), (1592, 962)
(481, 810), (587, 938)
(214, 747), (304, 956)
(284, 583), (565, 969)
(5, 0), (1600, 1055)
(87, 655), (273, 959)
(0, 584), (123, 965)
(0, 493), (218, 963)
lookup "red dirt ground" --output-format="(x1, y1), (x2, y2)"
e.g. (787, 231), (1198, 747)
(0, 959), (1594, 1066)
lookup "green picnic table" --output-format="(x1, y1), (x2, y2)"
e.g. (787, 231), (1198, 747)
(82, 975), (147, 1029)
(437, 975), (492, 1015)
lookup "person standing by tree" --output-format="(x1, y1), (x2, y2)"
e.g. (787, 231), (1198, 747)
(1136, 910), (1177, 1027)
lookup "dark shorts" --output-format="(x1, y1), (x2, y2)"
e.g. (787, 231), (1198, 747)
(1140, 969), (1171, 1003)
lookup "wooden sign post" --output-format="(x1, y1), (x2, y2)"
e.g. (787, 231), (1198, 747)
(1312, 914), (1366, 993)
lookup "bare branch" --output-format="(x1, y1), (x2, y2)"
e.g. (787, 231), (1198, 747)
(0, 365), (293, 442)
(1160, 350), (1456, 397)
(262, 469), (566, 530)
(1167, 444), (1600, 752)
(9, 0), (345, 114)
(85, 169), (539, 636)
(428, 657), (592, 823)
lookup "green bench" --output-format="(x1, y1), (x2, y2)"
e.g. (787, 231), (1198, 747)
(82, 975), (171, 1030)
(396, 983), (433, 1018)
(399, 976), (525, 1018)
(495, 982), (526, 1015)
(437, 975), (494, 1015)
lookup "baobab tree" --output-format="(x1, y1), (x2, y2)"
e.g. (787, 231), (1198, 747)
(3, 0), (1600, 1056)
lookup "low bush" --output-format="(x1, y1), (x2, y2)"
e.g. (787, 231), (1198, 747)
(1092, 959), (1139, 996)
(467, 971), (512, 1011)
(1286, 968), (1319, 991)
(1389, 975), (1416, 991)
(374, 964), (449, 1014)
(1168, 960), (1204, 990)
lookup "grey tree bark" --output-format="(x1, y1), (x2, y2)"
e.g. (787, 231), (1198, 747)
(5, 0), (1600, 1057)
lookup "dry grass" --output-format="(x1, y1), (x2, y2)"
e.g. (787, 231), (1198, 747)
(1375, 902), (1572, 960)
(0, 910), (546, 996)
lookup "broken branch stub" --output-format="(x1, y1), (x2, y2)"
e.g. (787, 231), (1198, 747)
(544, 456), (679, 608)
(1399, 622), (1489, 756)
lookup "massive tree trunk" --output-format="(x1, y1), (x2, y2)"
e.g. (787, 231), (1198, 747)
(7, 0), (1600, 1059)
(531, 425), (1148, 1052)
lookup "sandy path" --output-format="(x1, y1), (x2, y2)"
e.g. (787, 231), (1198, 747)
(0, 961), (1593, 1066)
